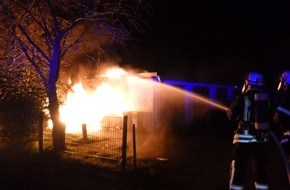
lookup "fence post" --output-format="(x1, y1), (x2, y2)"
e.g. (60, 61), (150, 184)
(82, 124), (87, 141)
(38, 111), (43, 154)
(121, 115), (128, 173)
(133, 124), (137, 169)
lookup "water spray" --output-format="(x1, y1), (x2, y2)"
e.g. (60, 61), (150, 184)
(190, 93), (229, 111)
(158, 79), (290, 184)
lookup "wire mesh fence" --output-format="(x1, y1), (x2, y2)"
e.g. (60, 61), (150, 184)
(43, 116), (126, 170)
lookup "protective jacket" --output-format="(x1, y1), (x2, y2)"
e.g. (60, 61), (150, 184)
(227, 89), (271, 144)
(274, 88), (290, 158)
(274, 89), (290, 134)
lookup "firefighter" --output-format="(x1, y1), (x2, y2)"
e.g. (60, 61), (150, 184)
(227, 72), (272, 190)
(274, 70), (290, 160)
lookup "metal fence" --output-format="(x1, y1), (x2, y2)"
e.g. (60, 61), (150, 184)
(43, 116), (128, 170)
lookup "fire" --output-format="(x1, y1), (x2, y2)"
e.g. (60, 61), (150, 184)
(53, 67), (157, 134)
(59, 81), (129, 133)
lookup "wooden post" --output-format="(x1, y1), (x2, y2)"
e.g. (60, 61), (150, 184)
(121, 115), (128, 173)
(82, 124), (87, 141)
(133, 124), (137, 169)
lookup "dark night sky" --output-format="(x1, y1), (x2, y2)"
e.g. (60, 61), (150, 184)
(125, 0), (290, 87)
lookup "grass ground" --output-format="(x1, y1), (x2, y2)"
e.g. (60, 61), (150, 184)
(0, 123), (289, 190)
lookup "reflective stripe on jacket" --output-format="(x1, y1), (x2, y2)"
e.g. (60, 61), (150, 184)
(233, 133), (257, 144)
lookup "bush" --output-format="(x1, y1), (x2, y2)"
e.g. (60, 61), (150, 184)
(0, 93), (42, 148)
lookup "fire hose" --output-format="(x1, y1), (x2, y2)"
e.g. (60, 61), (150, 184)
(269, 130), (290, 184)
(199, 95), (290, 184)
(222, 107), (290, 184)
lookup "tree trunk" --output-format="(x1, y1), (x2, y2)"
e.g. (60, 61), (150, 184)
(48, 34), (65, 151)
(48, 85), (66, 151)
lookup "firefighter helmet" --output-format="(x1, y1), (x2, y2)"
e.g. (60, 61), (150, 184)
(277, 70), (290, 91)
(242, 72), (264, 93)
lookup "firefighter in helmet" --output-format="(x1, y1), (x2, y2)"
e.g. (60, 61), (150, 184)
(274, 70), (290, 160)
(227, 72), (271, 190)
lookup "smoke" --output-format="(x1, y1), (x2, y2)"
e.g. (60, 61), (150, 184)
(58, 62), (228, 159)
(125, 80), (228, 159)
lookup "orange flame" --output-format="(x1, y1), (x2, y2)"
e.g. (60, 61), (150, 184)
(52, 67), (157, 134)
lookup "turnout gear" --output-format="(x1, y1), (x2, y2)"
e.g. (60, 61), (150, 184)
(277, 70), (290, 92)
(227, 72), (271, 190)
(274, 70), (290, 159)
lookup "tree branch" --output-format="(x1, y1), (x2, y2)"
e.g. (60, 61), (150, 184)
(20, 43), (49, 90)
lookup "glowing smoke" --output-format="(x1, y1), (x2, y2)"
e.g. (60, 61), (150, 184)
(55, 64), (229, 158)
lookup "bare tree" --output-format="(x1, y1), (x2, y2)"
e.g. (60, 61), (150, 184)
(0, 0), (151, 151)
